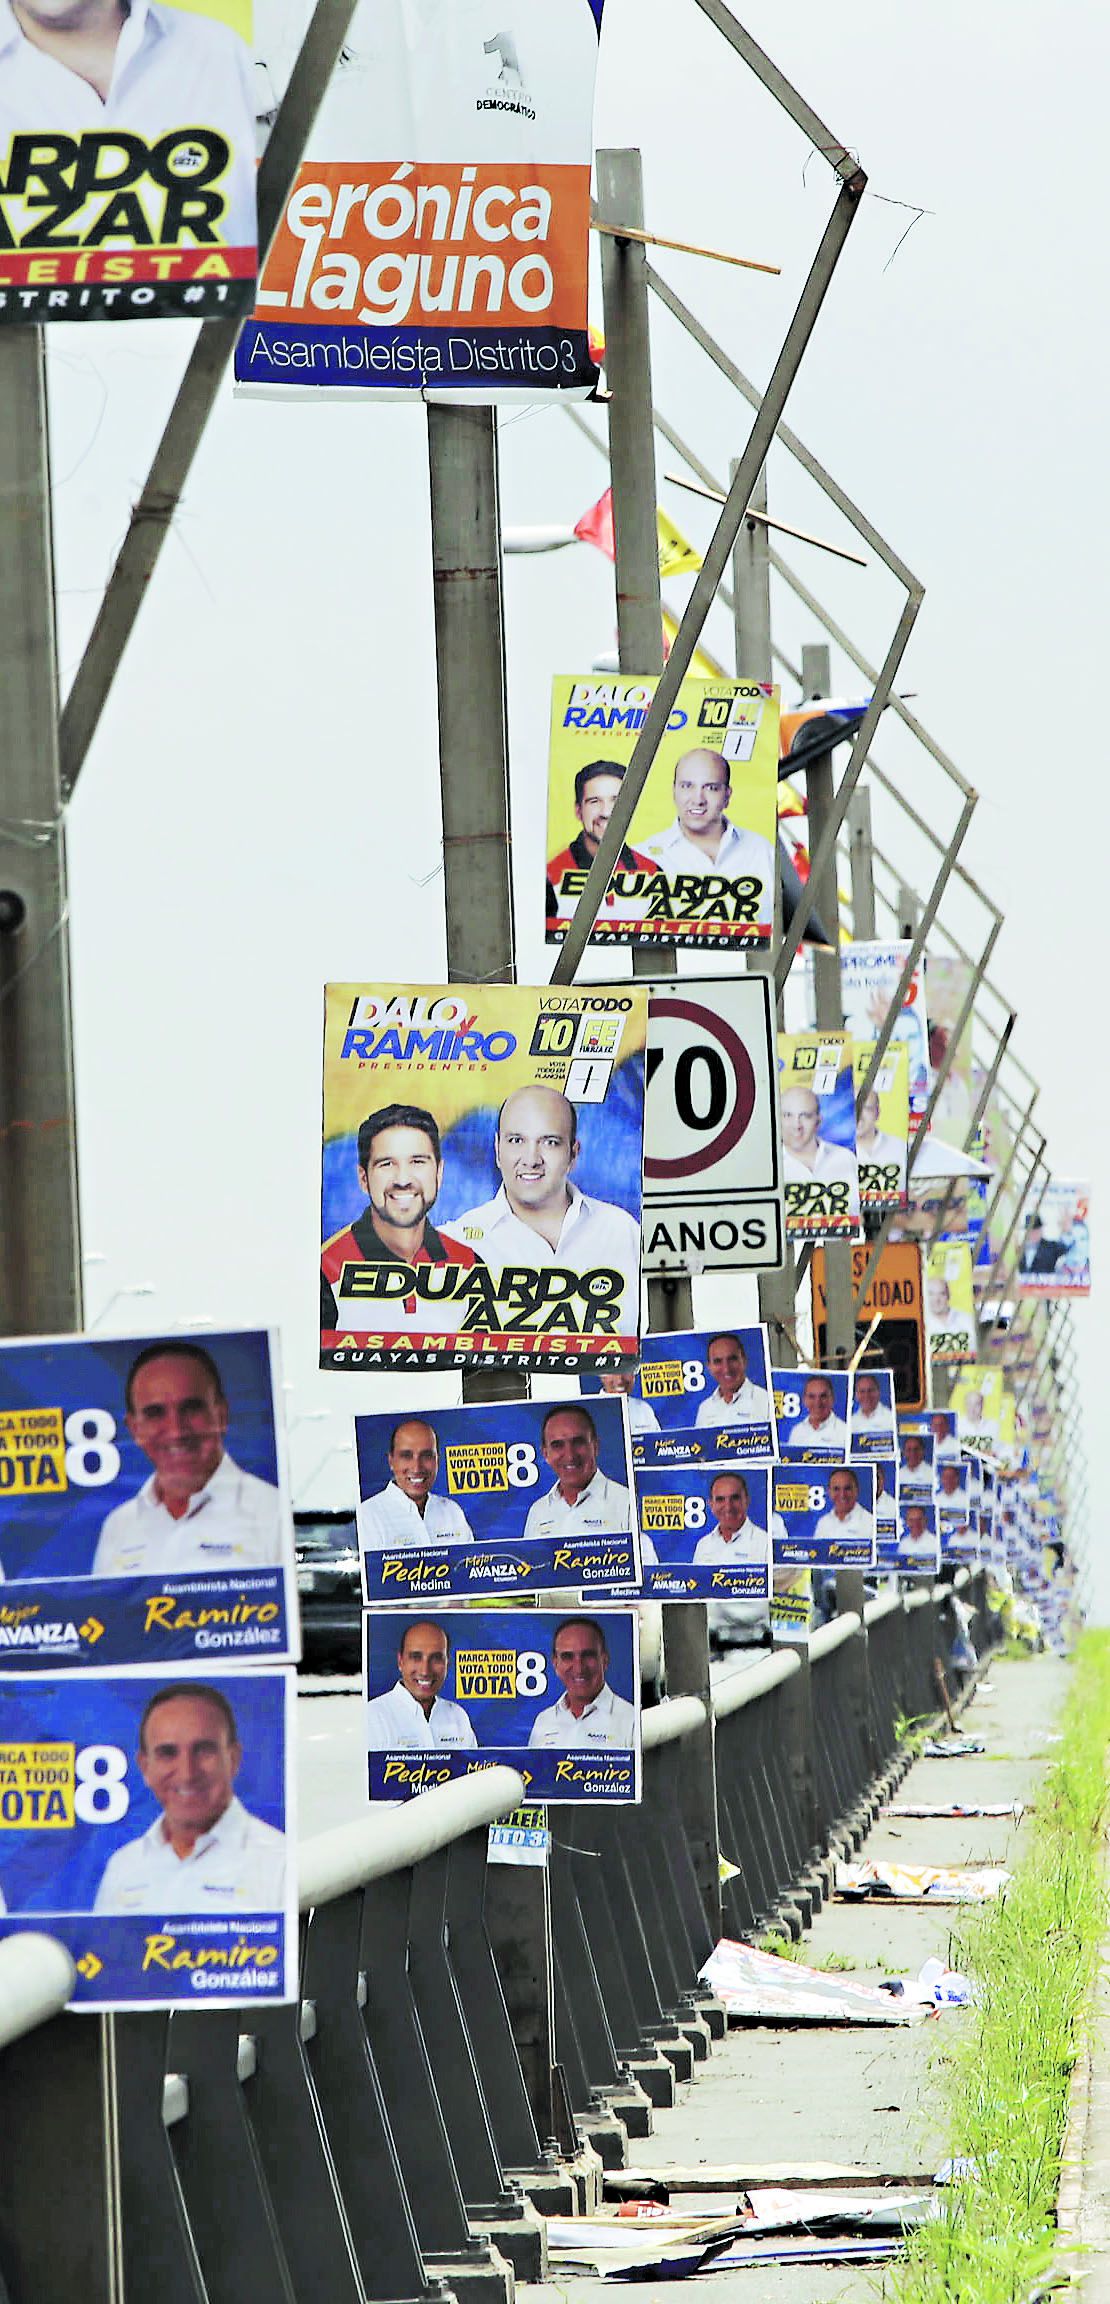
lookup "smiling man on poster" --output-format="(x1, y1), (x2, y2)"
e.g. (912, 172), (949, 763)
(521, 1403), (632, 1543)
(91, 1341), (283, 1577)
(358, 1418), (475, 1550)
(93, 1682), (285, 1913)
(527, 1615), (636, 1749)
(454, 1085), (641, 1300)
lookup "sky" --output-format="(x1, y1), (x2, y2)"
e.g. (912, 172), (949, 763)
(39, 0), (1104, 1602)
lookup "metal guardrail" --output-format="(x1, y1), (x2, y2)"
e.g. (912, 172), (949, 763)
(0, 1574), (999, 2304)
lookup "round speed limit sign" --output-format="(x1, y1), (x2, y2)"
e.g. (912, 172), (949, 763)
(643, 980), (784, 1273)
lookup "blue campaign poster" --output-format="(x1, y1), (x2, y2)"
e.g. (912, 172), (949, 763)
(0, 1669), (295, 2008)
(633, 1465), (771, 1601)
(363, 1607), (640, 1803)
(0, 1333), (297, 1672)
(770, 1462), (876, 1567)
(355, 1395), (637, 1600)
(772, 1367), (851, 1464)
(579, 1327), (775, 1469)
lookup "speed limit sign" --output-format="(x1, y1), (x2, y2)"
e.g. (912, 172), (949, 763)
(643, 978), (785, 1274)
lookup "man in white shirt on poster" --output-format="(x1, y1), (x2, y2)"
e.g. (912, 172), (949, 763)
(780, 1084), (857, 1191)
(694, 1333), (770, 1430)
(94, 1683), (284, 1914)
(0, 0), (257, 246)
(528, 1616), (636, 1749)
(692, 1472), (769, 1568)
(454, 1086), (640, 1325)
(850, 1370), (894, 1438)
(364, 1620), (478, 1750)
(639, 751), (773, 890)
(522, 1405), (632, 1543)
(92, 1342), (283, 1578)
(786, 1373), (849, 1452)
(813, 1467), (874, 1549)
(358, 1418), (474, 1551)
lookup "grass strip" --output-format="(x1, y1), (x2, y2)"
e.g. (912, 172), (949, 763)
(894, 1633), (1110, 2304)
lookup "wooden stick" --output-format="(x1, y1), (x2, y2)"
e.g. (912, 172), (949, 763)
(592, 218), (780, 277)
(663, 471), (868, 567)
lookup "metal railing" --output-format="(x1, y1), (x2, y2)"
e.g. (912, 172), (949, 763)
(0, 1574), (997, 2304)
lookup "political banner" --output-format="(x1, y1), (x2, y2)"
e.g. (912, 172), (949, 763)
(321, 983), (646, 1372)
(0, 0), (257, 325)
(873, 1455), (899, 1551)
(894, 1501), (940, 1576)
(1016, 1181), (1091, 1297)
(237, 0), (603, 398)
(770, 1564), (812, 1637)
(544, 675), (779, 950)
(641, 977), (784, 1276)
(0, 1332), (296, 1672)
(919, 1407), (961, 1462)
(839, 942), (929, 1130)
(582, 1326), (774, 1468)
(778, 1033), (860, 1240)
(771, 1464), (875, 1569)
(940, 1506), (979, 1564)
(848, 1367), (897, 1457)
(925, 1242), (977, 1364)
(354, 1395), (637, 1600)
(810, 1241), (926, 1412)
(935, 1454), (972, 1517)
(633, 1465), (771, 1600)
(0, 1669), (295, 2008)
(363, 1607), (640, 1802)
(853, 1042), (909, 1208)
(897, 1423), (936, 1501)
(773, 1367), (851, 1464)
(951, 1366), (1004, 1452)
(925, 958), (976, 1151)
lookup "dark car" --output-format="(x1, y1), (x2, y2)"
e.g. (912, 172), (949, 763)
(295, 1509), (361, 1671)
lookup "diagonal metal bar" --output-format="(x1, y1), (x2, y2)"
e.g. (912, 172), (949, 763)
(550, 169), (865, 985)
(923, 1009), (1015, 1249)
(59, 0), (361, 798)
(689, 0), (860, 181)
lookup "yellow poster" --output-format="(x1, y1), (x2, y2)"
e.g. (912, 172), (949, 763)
(545, 673), (779, 951)
(853, 1041), (909, 1208)
(925, 1242), (977, 1365)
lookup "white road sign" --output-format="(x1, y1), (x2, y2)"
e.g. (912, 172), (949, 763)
(643, 978), (785, 1274)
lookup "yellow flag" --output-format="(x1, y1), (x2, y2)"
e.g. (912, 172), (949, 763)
(657, 505), (702, 578)
(661, 607), (725, 679)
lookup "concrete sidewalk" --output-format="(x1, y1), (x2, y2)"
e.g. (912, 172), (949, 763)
(525, 1651), (1069, 2304)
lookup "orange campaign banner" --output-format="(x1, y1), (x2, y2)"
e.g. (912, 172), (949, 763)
(237, 0), (605, 399)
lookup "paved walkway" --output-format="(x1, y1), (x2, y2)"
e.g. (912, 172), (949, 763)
(527, 1650), (1070, 2303)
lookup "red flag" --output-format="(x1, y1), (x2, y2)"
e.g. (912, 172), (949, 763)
(573, 485), (615, 560)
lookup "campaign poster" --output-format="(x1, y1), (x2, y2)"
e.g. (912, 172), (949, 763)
(848, 1366), (897, 1457)
(925, 957), (976, 1150)
(354, 1395), (637, 1600)
(839, 942), (930, 1130)
(321, 983), (647, 1372)
(0, 0), (257, 325)
(770, 1564), (812, 1637)
(583, 1326), (775, 1468)
(0, 1669), (295, 2009)
(935, 1453), (972, 1519)
(778, 1033), (860, 1240)
(1016, 1182), (1091, 1297)
(0, 1332), (296, 1672)
(897, 1423), (935, 1500)
(544, 674), (779, 950)
(771, 1463), (875, 1569)
(925, 1242), (977, 1364)
(951, 1365), (1004, 1452)
(363, 1608), (640, 1803)
(633, 1465), (771, 1601)
(853, 1042), (909, 1208)
(237, 0), (603, 398)
(872, 1455), (899, 1556)
(895, 1501), (940, 1576)
(921, 1407), (961, 1462)
(773, 1366), (851, 1464)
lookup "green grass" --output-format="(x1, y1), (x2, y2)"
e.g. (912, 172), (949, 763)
(894, 1632), (1110, 2304)
(755, 1932), (860, 1972)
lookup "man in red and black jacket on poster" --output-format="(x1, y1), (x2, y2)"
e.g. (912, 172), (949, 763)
(321, 1103), (479, 1334)
(546, 760), (659, 926)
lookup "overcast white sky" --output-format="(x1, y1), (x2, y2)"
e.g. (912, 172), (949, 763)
(46, 0), (1103, 1603)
